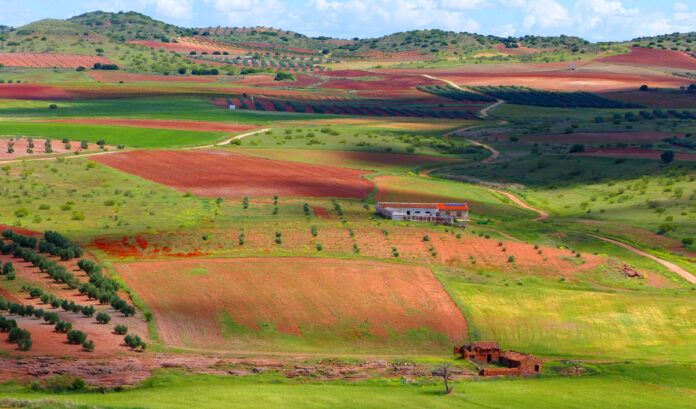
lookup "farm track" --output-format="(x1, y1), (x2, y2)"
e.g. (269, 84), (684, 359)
(591, 235), (696, 284)
(422, 74), (504, 118)
(430, 126), (695, 283)
(190, 128), (271, 149)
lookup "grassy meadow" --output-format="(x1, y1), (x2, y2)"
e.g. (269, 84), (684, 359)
(1, 365), (694, 409)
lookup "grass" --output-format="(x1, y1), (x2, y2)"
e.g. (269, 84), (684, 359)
(0, 122), (228, 148)
(0, 366), (694, 409)
(441, 276), (696, 362)
(0, 158), (214, 241)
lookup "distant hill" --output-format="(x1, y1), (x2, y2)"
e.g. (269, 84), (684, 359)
(629, 32), (696, 53)
(69, 11), (194, 41)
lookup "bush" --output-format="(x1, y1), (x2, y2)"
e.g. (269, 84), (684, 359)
(54, 321), (72, 333)
(660, 150), (675, 163)
(82, 339), (95, 352)
(682, 237), (694, 247)
(114, 324), (128, 335)
(81, 305), (95, 317)
(124, 334), (146, 351)
(569, 144), (585, 153)
(67, 330), (87, 344)
(40, 375), (86, 392)
(96, 311), (111, 324)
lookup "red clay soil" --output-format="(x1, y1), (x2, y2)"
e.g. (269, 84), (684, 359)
(429, 70), (686, 92)
(93, 149), (375, 199)
(312, 206), (331, 219)
(580, 147), (696, 161)
(0, 251), (148, 357)
(115, 257), (467, 349)
(0, 53), (113, 68)
(598, 47), (696, 70)
(0, 84), (72, 100)
(41, 118), (255, 133)
(526, 132), (683, 144)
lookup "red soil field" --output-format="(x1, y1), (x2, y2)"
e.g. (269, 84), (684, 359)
(526, 132), (682, 144)
(41, 118), (255, 133)
(321, 70), (380, 78)
(0, 251), (147, 357)
(0, 53), (113, 68)
(0, 84), (72, 100)
(0, 138), (108, 161)
(581, 147), (696, 161)
(598, 47), (696, 70)
(115, 257), (467, 349)
(427, 70), (686, 92)
(94, 150), (375, 199)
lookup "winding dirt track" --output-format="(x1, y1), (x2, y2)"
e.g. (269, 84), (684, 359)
(422, 74), (504, 118)
(466, 139), (694, 282)
(591, 235), (696, 284)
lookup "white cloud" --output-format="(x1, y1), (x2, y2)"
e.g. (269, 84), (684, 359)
(151, 0), (193, 19)
(503, 0), (570, 29)
(439, 0), (488, 11)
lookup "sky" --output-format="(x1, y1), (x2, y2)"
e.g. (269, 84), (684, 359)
(0, 0), (694, 41)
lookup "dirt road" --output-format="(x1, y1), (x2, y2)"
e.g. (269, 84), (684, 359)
(591, 235), (696, 284)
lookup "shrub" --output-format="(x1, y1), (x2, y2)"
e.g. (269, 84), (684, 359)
(81, 305), (95, 317)
(96, 311), (111, 324)
(660, 150), (675, 163)
(569, 144), (585, 153)
(124, 334), (146, 351)
(54, 321), (72, 333)
(682, 237), (694, 247)
(82, 339), (95, 352)
(67, 330), (87, 344)
(114, 324), (128, 335)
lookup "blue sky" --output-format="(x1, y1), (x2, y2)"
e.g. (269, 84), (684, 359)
(0, 0), (694, 40)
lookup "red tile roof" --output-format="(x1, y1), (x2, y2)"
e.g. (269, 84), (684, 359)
(437, 203), (470, 211)
(378, 202), (469, 211)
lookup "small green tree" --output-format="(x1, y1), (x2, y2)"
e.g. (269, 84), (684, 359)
(661, 150), (675, 163)
(96, 311), (111, 324)
(82, 339), (95, 352)
(114, 324), (128, 335)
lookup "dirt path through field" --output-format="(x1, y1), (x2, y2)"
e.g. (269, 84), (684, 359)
(191, 128), (270, 149)
(591, 235), (696, 284)
(422, 74), (504, 118)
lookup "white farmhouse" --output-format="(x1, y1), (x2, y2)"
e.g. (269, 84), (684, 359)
(376, 202), (469, 227)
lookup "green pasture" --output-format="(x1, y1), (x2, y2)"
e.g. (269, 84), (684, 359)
(228, 124), (480, 156)
(0, 121), (228, 148)
(442, 277), (696, 362)
(1, 365), (694, 409)
(0, 158), (214, 241)
(0, 96), (334, 123)
(440, 155), (696, 244)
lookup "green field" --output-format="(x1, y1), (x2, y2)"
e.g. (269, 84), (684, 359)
(1, 366), (694, 409)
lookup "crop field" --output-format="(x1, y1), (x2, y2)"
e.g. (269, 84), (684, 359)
(0, 52), (114, 68)
(1, 9), (696, 409)
(94, 149), (375, 199)
(115, 258), (467, 353)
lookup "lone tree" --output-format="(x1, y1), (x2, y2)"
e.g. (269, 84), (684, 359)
(433, 363), (454, 394)
(661, 150), (675, 163)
